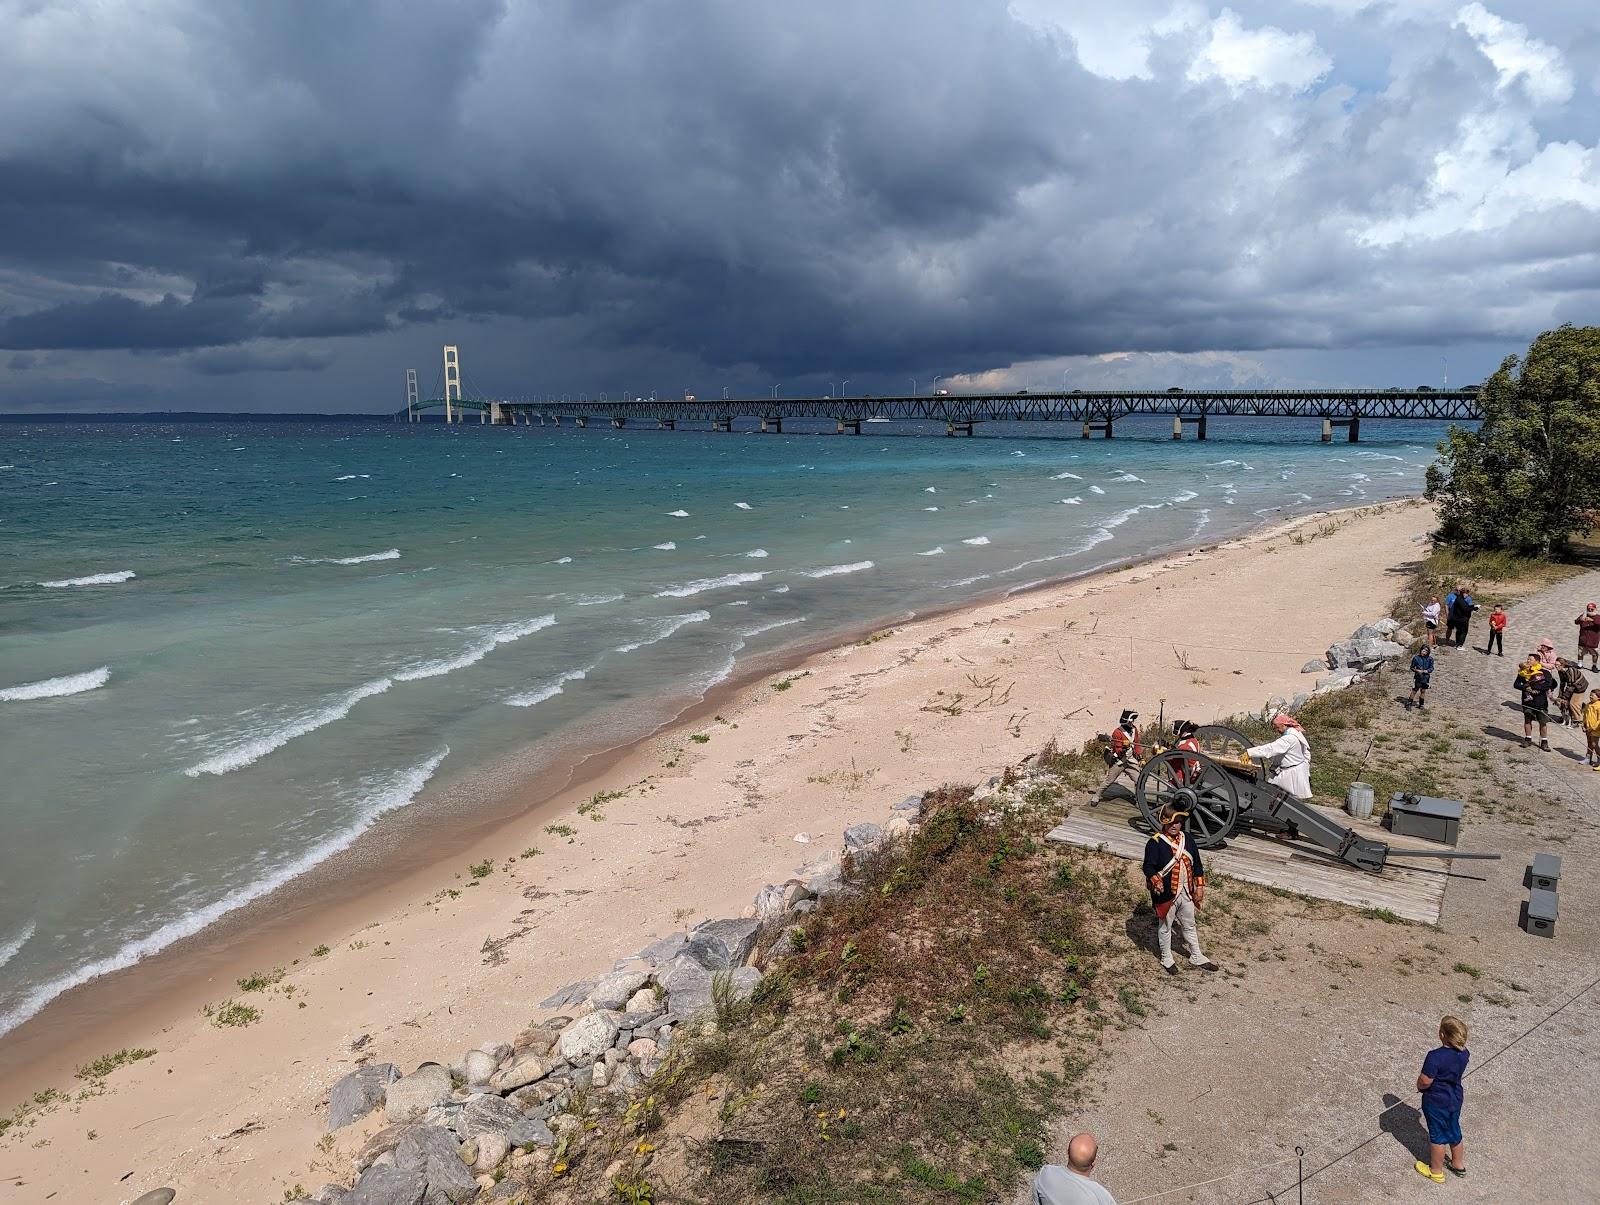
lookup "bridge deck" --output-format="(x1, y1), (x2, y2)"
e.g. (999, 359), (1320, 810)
(398, 389), (1481, 436)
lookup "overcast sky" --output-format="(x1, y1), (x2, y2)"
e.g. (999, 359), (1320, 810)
(1, 0), (1596, 412)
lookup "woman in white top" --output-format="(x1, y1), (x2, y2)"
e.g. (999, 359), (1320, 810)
(1246, 714), (1312, 799)
(1422, 597), (1441, 647)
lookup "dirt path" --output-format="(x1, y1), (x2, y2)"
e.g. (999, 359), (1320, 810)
(1028, 570), (1600, 1204)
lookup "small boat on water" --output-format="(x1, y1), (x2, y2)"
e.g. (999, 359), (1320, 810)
(865, 415), (890, 423)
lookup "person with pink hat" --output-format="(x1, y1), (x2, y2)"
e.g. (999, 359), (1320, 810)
(1244, 714), (1312, 799)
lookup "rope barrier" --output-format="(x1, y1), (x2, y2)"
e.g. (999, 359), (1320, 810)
(1098, 971), (1600, 1204)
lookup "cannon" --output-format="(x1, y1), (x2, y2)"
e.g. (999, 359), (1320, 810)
(1132, 725), (1499, 874)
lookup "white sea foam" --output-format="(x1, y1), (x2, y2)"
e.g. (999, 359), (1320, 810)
(1089, 485), (1105, 495)
(666, 509), (690, 517)
(1059, 497), (1082, 505)
(653, 542), (677, 551)
(941, 573), (995, 589)
(1111, 473), (1144, 483)
(393, 615), (557, 682)
(771, 584), (791, 594)
(654, 572), (765, 598)
(1051, 471), (1082, 480)
(554, 556), (574, 564)
(0, 666), (111, 702)
(615, 610), (711, 652)
(924, 486), (937, 493)
(923, 506), (940, 512)
(506, 665), (592, 708)
(805, 561), (874, 578)
(918, 546), (945, 556)
(962, 536), (991, 546)
(745, 549), (769, 558)
(1170, 490), (1199, 503)
(39, 570), (135, 588)
(0, 749), (447, 1040)
(735, 502), (753, 510)
(0, 922), (36, 970)
(741, 617), (806, 638)
(573, 592), (625, 607)
(186, 677), (395, 776)
(292, 548), (401, 566)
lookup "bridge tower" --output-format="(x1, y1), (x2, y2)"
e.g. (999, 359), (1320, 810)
(443, 344), (462, 424)
(405, 368), (418, 422)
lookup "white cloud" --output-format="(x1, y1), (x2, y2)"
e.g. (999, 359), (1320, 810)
(1007, 0), (1200, 80)
(1454, 2), (1572, 105)
(1188, 9), (1332, 92)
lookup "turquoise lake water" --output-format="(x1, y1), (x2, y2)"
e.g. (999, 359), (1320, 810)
(0, 415), (1445, 1035)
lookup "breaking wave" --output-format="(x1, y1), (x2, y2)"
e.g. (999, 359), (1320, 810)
(39, 570), (135, 588)
(962, 536), (991, 546)
(393, 615), (557, 682)
(506, 665), (593, 708)
(615, 611), (711, 652)
(0, 666), (111, 702)
(290, 549), (400, 566)
(654, 572), (765, 598)
(804, 561), (874, 578)
(185, 678), (395, 776)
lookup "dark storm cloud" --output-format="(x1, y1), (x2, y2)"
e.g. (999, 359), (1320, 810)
(0, 0), (1597, 409)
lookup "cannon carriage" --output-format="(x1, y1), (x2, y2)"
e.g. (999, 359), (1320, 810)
(1131, 725), (1496, 875)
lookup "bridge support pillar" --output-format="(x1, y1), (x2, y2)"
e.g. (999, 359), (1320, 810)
(712, 417), (731, 432)
(946, 421), (974, 437)
(1173, 416), (1182, 440)
(576, 416), (586, 428)
(1082, 419), (1113, 439)
(1173, 414), (1207, 440)
(658, 419), (675, 430)
(490, 401), (504, 425)
(612, 417), (625, 429)
(1322, 417), (1360, 443)
(836, 420), (861, 435)
(761, 416), (782, 433)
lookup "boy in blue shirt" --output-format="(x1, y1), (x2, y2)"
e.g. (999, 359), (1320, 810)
(1414, 1015), (1470, 1183)
(1408, 647), (1434, 710)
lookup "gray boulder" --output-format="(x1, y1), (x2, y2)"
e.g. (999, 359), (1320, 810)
(130, 1192), (178, 1205)
(459, 1092), (554, 1148)
(1289, 692), (1311, 713)
(329, 1063), (401, 1131)
(1353, 619), (1401, 641)
(893, 794), (924, 814)
(1314, 669), (1360, 696)
(657, 956), (715, 1017)
(750, 883), (789, 926)
(385, 1064), (452, 1124)
(797, 855), (846, 899)
(585, 970), (649, 1011)
(1326, 637), (1406, 670)
(537, 980), (592, 1009)
(635, 933), (687, 966)
(393, 1124), (478, 1204)
(511, 1022), (562, 1058)
(685, 918), (760, 970)
(557, 1010), (620, 1065)
(843, 822), (884, 853)
(345, 1165), (428, 1205)
(1301, 659), (1325, 674)
(316, 1187), (350, 1205)
(461, 1050), (498, 1090)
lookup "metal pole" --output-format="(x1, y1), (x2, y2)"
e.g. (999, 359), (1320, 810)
(841, 379), (850, 398)
(1297, 1145), (1304, 1205)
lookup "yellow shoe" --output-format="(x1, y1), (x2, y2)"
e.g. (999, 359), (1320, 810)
(1414, 1160), (1445, 1184)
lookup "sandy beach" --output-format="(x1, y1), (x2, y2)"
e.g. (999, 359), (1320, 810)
(0, 499), (1432, 1203)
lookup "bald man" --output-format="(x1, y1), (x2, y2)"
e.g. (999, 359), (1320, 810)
(1033, 1133), (1116, 1204)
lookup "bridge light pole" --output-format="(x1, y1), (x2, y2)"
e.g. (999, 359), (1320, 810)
(723, 386), (730, 400)
(910, 378), (917, 398)
(771, 385), (780, 399)
(841, 379), (850, 399)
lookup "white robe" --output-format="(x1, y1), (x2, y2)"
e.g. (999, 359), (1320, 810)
(1246, 728), (1312, 799)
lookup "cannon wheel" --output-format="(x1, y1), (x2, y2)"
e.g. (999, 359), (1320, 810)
(1192, 724), (1252, 761)
(1134, 750), (1241, 849)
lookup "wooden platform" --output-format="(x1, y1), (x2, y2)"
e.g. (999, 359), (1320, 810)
(1045, 799), (1456, 925)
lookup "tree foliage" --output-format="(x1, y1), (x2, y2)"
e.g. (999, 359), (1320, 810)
(1425, 324), (1600, 555)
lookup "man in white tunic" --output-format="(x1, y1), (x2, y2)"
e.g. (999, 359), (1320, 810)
(1246, 714), (1312, 799)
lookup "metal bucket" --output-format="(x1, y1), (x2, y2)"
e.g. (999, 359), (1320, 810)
(1346, 782), (1375, 819)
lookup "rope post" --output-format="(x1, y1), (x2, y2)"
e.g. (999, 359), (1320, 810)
(1296, 1146), (1304, 1205)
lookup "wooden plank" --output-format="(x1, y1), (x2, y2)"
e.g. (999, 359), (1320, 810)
(1045, 810), (1448, 925)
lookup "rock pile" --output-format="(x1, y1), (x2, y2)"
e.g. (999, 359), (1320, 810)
(314, 794), (929, 1203)
(1303, 616), (1415, 698)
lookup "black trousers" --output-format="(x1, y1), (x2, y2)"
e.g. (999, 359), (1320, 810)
(1453, 624), (1469, 648)
(1487, 628), (1503, 655)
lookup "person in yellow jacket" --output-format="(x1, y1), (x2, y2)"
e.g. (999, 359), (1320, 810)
(1583, 688), (1600, 770)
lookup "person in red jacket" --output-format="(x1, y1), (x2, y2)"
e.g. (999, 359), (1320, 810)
(1141, 805), (1218, 975)
(1095, 709), (1142, 802)
(1485, 605), (1507, 657)
(1575, 602), (1600, 671)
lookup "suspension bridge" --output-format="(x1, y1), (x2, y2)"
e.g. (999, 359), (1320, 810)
(396, 345), (1483, 442)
